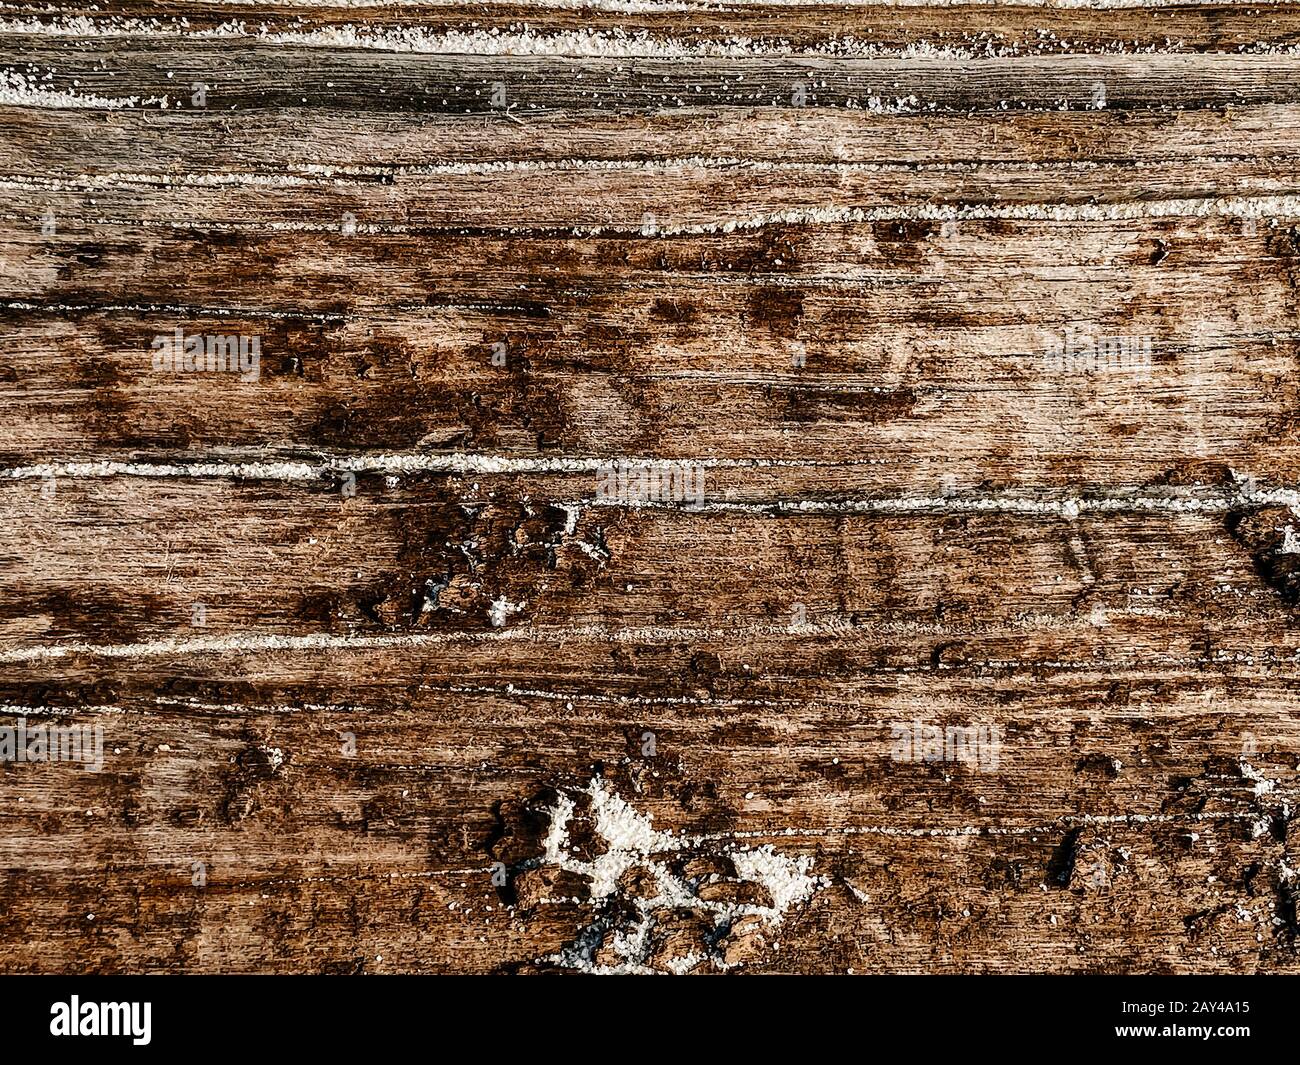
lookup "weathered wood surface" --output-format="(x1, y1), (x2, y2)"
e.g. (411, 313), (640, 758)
(2, 0), (1300, 975)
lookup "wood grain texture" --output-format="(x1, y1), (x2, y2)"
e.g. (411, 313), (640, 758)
(2, 0), (1300, 975)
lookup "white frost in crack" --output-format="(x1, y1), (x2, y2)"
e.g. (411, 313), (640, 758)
(486, 597), (522, 628)
(535, 776), (822, 974)
(581, 778), (682, 897)
(0, 68), (165, 109)
(729, 845), (820, 913)
(556, 504), (580, 537)
(0, 18), (992, 60)
(1240, 760), (1277, 798)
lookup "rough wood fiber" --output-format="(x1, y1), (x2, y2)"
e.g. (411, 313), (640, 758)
(2, 0), (1300, 975)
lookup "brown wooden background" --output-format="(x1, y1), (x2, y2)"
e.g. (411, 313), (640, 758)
(2, 0), (1300, 974)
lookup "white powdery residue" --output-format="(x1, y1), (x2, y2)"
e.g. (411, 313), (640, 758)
(6, 11), (1286, 57)
(0, 703), (125, 717)
(0, 17), (982, 59)
(249, 25), (974, 59)
(1240, 761), (1277, 798)
(0, 458), (325, 483)
(5, 622), (1299, 669)
(1236, 43), (1300, 57)
(535, 777), (822, 973)
(24, 194), (1300, 238)
(0, 68), (164, 110)
(728, 844), (819, 913)
(1281, 526), (1300, 555)
(0, 171), (343, 191)
(0, 156), (1246, 190)
(0, 622), (878, 665)
(556, 504), (580, 536)
(845, 880), (871, 904)
(439, 681), (773, 708)
(156, 695), (378, 716)
(296, 156), (836, 179)
(1231, 467), (1300, 516)
(588, 778), (680, 856)
(12, 451), (1297, 526)
(581, 480), (1279, 519)
(0, 452), (842, 483)
(1, 300), (340, 324)
(663, 952), (709, 975)
(7, 449), (1299, 538)
(581, 195), (1300, 237)
(541, 791), (576, 866)
(292, 155), (1277, 180)
(581, 778), (682, 898)
(486, 597), (523, 628)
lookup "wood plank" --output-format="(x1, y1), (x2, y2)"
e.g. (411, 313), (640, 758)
(2, 479), (1300, 649)
(2, 664), (1297, 972)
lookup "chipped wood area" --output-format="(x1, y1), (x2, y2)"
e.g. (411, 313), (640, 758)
(2, 0), (1300, 976)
